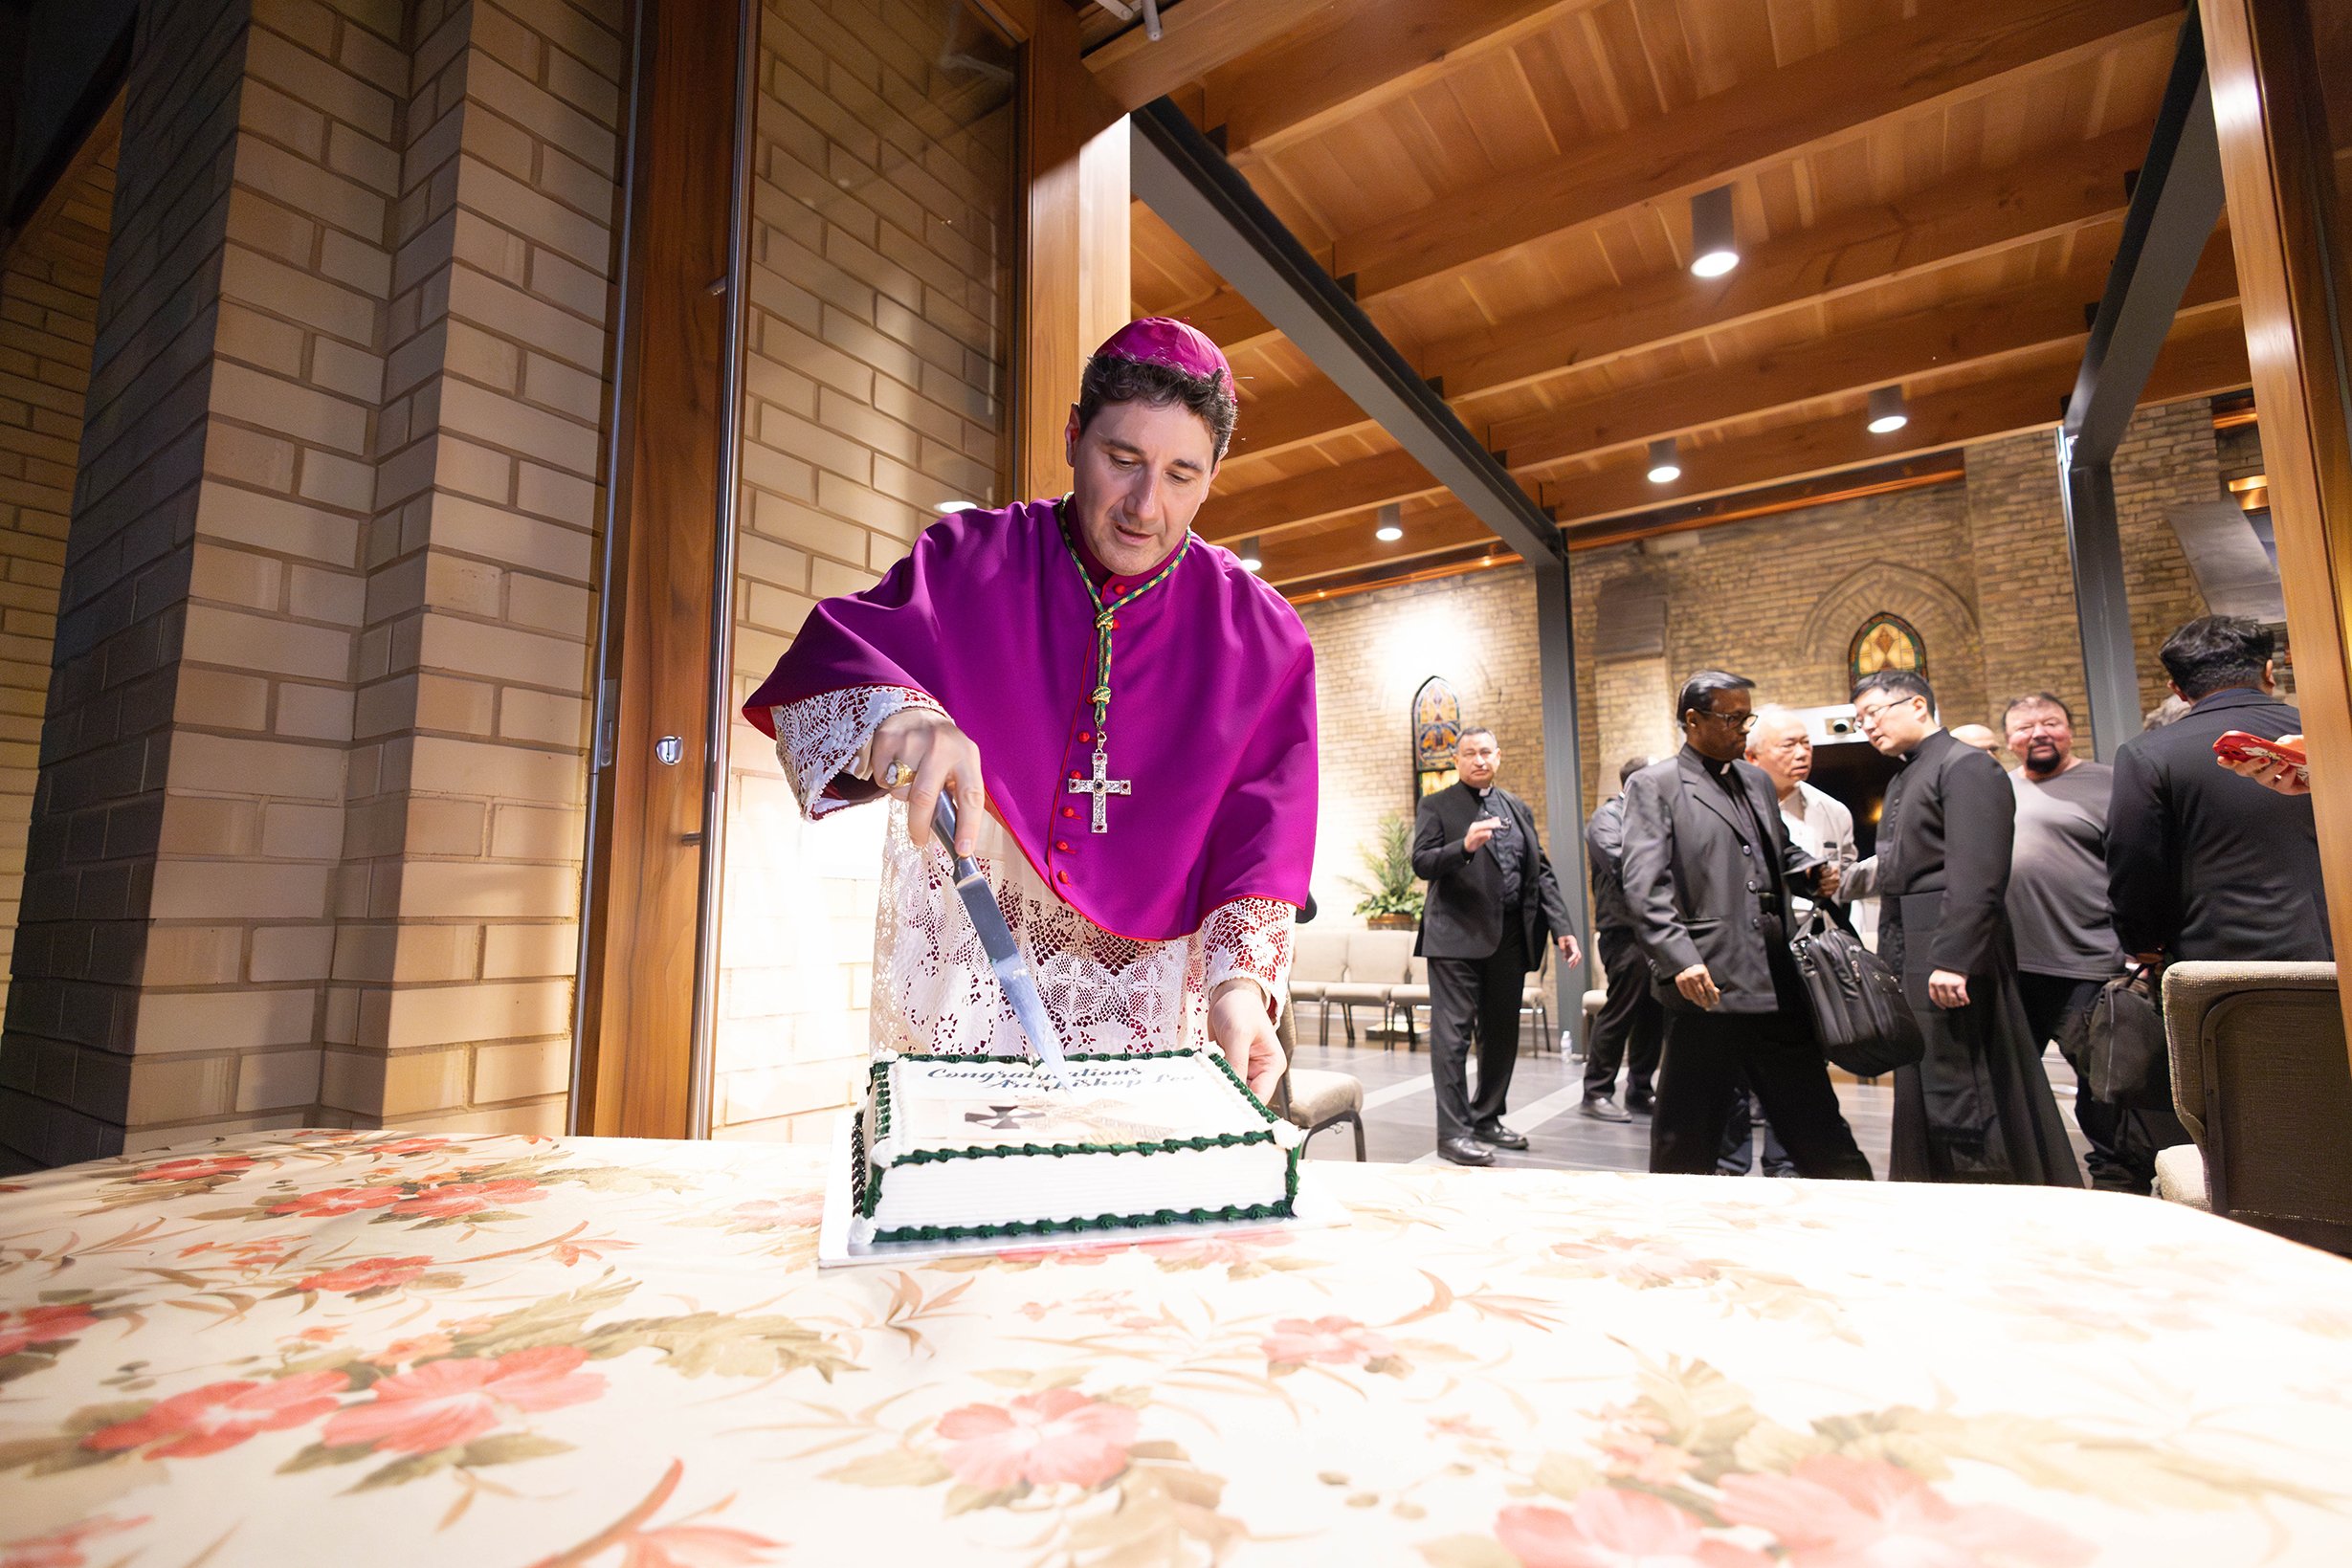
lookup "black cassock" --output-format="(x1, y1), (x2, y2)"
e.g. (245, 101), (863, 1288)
(1876, 729), (2083, 1186)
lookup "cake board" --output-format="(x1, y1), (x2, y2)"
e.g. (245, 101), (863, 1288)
(815, 1110), (1346, 1268)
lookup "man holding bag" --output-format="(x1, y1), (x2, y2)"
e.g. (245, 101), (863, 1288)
(1619, 671), (1874, 1179)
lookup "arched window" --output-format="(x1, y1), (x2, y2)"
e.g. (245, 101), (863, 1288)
(1849, 612), (1926, 688)
(1411, 677), (1461, 797)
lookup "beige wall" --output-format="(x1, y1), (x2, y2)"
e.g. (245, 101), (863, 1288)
(1299, 398), (2235, 935)
(713, 0), (1014, 1144)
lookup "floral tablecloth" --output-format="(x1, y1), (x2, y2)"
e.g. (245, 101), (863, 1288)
(4, 1132), (2351, 1567)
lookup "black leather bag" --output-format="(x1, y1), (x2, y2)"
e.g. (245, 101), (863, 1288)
(1787, 909), (1925, 1076)
(2086, 963), (2170, 1108)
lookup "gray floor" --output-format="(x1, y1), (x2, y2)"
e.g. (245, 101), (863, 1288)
(1289, 1005), (2086, 1178)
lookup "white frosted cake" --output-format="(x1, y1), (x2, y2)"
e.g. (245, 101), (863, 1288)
(848, 1049), (1304, 1247)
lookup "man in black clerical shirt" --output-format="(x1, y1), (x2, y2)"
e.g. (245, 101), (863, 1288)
(1618, 672), (1873, 1179)
(1412, 727), (1582, 1166)
(1582, 755), (1664, 1122)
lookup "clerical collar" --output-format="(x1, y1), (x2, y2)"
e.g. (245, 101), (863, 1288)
(1058, 497), (1184, 601)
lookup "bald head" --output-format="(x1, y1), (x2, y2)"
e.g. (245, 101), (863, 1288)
(1745, 705), (1812, 799)
(1951, 723), (2001, 756)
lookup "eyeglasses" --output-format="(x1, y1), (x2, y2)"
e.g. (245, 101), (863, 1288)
(1697, 708), (1758, 732)
(1853, 697), (1917, 725)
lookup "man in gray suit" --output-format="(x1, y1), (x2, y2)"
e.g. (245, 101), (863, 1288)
(1620, 672), (1874, 1179)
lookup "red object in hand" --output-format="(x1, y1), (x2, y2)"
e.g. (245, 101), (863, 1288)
(2213, 729), (2308, 770)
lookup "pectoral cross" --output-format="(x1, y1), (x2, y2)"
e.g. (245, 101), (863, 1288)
(1066, 750), (1131, 834)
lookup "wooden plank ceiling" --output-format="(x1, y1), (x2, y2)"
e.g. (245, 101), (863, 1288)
(1094, 0), (2255, 597)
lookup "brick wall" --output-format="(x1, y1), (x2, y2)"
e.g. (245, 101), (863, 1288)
(0, 133), (112, 1038)
(1299, 399), (2232, 933)
(0, 0), (628, 1168)
(711, 0), (1014, 1143)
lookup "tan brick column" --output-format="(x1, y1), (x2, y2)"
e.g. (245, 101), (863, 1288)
(0, 0), (626, 1168)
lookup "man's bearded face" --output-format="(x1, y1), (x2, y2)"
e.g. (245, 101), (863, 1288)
(2005, 700), (2074, 778)
(1065, 400), (1219, 576)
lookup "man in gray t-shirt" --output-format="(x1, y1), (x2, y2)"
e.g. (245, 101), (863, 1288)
(2004, 694), (2189, 1192)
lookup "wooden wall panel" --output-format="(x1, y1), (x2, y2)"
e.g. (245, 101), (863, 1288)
(2201, 0), (2352, 1069)
(575, 0), (741, 1138)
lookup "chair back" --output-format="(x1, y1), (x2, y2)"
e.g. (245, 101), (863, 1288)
(2162, 961), (2352, 1254)
(1345, 929), (1416, 983)
(1291, 930), (1350, 983)
(1407, 955), (1428, 984)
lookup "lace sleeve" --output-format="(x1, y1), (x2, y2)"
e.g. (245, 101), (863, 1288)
(770, 684), (943, 821)
(1202, 896), (1298, 1023)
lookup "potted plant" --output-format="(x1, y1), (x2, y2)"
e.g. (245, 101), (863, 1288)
(1346, 815), (1424, 931)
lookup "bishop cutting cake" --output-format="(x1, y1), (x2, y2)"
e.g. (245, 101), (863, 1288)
(848, 1049), (1305, 1247)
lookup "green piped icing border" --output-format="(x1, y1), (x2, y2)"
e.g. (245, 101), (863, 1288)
(857, 1048), (1300, 1241)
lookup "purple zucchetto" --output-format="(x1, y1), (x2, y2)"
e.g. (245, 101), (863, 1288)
(1090, 317), (1231, 387)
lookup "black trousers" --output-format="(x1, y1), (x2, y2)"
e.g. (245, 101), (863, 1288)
(1584, 926), (1663, 1103)
(1428, 920), (1529, 1143)
(1719, 1077), (1793, 1176)
(2016, 970), (2192, 1195)
(1651, 913), (1873, 1181)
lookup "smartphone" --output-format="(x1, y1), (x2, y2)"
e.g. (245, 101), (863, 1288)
(2212, 729), (2309, 778)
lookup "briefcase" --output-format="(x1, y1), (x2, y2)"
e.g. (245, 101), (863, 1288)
(1787, 909), (1925, 1077)
(2086, 963), (2170, 1109)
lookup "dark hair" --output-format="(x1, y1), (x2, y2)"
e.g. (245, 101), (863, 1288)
(2159, 615), (2273, 699)
(1852, 669), (1935, 709)
(1456, 725), (1496, 748)
(1675, 670), (1754, 724)
(1076, 355), (1238, 462)
(2001, 691), (2074, 726)
(1617, 754), (1654, 785)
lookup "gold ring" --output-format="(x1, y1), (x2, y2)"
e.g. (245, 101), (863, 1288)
(880, 761), (914, 788)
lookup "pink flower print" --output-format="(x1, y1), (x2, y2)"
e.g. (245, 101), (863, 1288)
(367, 1333), (455, 1367)
(83, 1372), (349, 1459)
(618, 1525), (780, 1568)
(131, 1154), (255, 1184)
(1601, 1431), (1699, 1486)
(269, 1184), (403, 1218)
(387, 1178), (548, 1219)
(1260, 1314), (1394, 1367)
(1717, 1455), (2097, 1568)
(728, 1196), (824, 1230)
(1137, 1232), (1284, 1268)
(0, 1515), (144, 1568)
(1498, 1492), (1772, 1568)
(0, 1303), (100, 1358)
(368, 1137), (453, 1157)
(295, 1255), (433, 1294)
(936, 1388), (1140, 1491)
(321, 1346), (605, 1454)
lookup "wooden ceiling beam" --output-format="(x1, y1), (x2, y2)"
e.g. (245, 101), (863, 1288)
(1217, 121), (2154, 461)
(1261, 499), (1498, 587)
(1333, 0), (2181, 301)
(1494, 237), (2240, 473)
(1199, 0), (1601, 166)
(1227, 379), (1367, 461)
(1084, 0), (1342, 112)
(1548, 310), (2251, 531)
(1197, 447), (1440, 543)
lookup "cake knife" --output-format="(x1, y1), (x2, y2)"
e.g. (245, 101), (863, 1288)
(929, 795), (1073, 1089)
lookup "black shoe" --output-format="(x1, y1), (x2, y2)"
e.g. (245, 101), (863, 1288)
(1438, 1137), (1495, 1166)
(1625, 1093), (1655, 1116)
(1578, 1094), (1632, 1123)
(1473, 1120), (1528, 1150)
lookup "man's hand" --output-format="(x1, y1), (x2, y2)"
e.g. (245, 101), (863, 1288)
(867, 708), (987, 854)
(1816, 862), (1842, 898)
(1208, 979), (1285, 1099)
(1554, 931), (1582, 966)
(1464, 816), (1500, 854)
(2218, 732), (2310, 795)
(1675, 962), (1720, 1009)
(1929, 968), (1970, 1008)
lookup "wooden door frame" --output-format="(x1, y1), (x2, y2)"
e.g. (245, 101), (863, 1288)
(2200, 0), (2352, 1068)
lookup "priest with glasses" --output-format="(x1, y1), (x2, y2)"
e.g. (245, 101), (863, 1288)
(743, 320), (1315, 1097)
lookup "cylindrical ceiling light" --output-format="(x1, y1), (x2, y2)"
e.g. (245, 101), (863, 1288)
(1689, 186), (1739, 277)
(1374, 502), (1404, 542)
(1646, 437), (1681, 484)
(1866, 385), (1910, 434)
(1237, 536), (1263, 572)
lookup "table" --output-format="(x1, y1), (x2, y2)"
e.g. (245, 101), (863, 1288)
(4, 1131), (2350, 1565)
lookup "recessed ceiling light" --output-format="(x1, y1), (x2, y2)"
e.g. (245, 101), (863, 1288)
(1689, 186), (1739, 277)
(1866, 386), (1909, 434)
(1646, 437), (1681, 485)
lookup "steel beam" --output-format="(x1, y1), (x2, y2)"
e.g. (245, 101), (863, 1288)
(1127, 99), (1563, 566)
(2060, 10), (2230, 756)
(1534, 557), (1597, 1024)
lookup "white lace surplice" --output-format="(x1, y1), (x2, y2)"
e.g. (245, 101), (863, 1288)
(772, 685), (1294, 1057)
